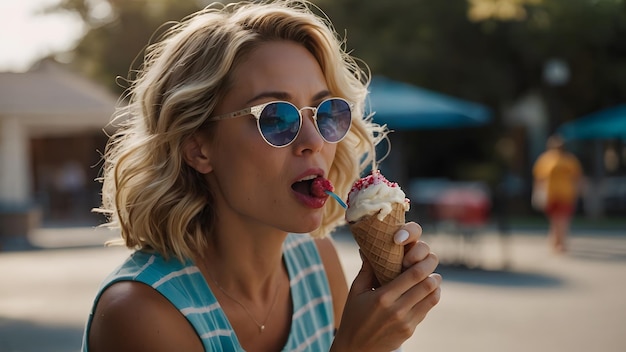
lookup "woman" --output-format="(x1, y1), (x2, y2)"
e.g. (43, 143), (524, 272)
(82, 1), (441, 351)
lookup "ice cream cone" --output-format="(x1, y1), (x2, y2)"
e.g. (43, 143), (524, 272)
(349, 202), (406, 285)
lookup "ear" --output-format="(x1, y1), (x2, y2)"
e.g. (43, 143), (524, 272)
(182, 133), (213, 174)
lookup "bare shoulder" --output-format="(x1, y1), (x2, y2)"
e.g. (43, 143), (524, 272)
(314, 236), (348, 327)
(87, 281), (202, 352)
(314, 236), (343, 272)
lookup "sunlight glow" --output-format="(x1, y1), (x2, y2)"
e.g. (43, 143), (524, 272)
(0, 0), (85, 72)
(468, 0), (543, 22)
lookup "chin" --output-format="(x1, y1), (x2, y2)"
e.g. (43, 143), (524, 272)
(285, 218), (322, 235)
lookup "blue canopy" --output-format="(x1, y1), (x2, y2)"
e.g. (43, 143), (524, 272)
(366, 76), (493, 130)
(557, 104), (626, 141)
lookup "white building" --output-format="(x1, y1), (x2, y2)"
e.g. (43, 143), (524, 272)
(0, 60), (117, 239)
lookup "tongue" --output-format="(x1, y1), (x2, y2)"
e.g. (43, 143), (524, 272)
(311, 177), (334, 198)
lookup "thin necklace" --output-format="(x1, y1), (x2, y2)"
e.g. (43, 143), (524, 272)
(207, 270), (282, 333)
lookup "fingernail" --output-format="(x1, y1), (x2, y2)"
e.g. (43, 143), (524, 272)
(393, 229), (409, 244)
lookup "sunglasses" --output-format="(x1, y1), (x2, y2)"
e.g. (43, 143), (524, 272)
(208, 97), (353, 147)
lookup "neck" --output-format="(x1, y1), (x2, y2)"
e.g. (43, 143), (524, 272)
(196, 224), (288, 301)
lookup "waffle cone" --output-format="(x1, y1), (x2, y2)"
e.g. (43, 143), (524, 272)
(349, 202), (406, 285)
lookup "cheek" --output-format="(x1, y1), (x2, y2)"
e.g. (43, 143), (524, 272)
(214, 145), (264, 180)
(211, 125), (279, 190)
(324, 143), (338, 165)
(212, 121), (263, 165)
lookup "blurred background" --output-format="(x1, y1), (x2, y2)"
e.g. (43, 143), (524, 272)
(0, 0), (625, 351)
(1, 0), (625, 232)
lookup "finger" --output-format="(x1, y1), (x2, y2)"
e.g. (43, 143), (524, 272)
(408, 277), (442, 325)
(402, 241), (431, 268)
(403, 273), (441, 304)
(384, 252), (439, 298)
(393, 222), (422, 245)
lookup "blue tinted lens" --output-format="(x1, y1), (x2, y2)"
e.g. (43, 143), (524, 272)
(258, 102), (301, 146)
(316, 99), (352, 143)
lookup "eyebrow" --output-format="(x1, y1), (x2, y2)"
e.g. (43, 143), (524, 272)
(245, 90), (331, 105)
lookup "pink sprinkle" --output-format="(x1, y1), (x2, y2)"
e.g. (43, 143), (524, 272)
(347, 170), (398, 205)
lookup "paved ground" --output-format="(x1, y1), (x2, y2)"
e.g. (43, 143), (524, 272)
(1, 225), (625, 352)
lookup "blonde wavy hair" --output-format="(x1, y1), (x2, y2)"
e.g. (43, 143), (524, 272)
(99, 0), (388, 261)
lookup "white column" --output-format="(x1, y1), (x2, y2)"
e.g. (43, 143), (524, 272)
(0, 115), (31, 207)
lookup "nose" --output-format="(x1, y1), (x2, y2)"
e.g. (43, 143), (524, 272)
(293, 108), (324, 154)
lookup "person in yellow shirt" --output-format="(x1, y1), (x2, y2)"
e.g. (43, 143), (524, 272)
(532, 135), (583, 253)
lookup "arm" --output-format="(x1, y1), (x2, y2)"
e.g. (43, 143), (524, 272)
(88, 281), (203, 352)
(315, 236), (349, 329)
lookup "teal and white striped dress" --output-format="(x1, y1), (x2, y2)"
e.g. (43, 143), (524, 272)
(81, 233), (335, 351)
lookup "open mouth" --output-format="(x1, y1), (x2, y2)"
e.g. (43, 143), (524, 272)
(291, 176), (333, 198)
(292, 177), (316, 197)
